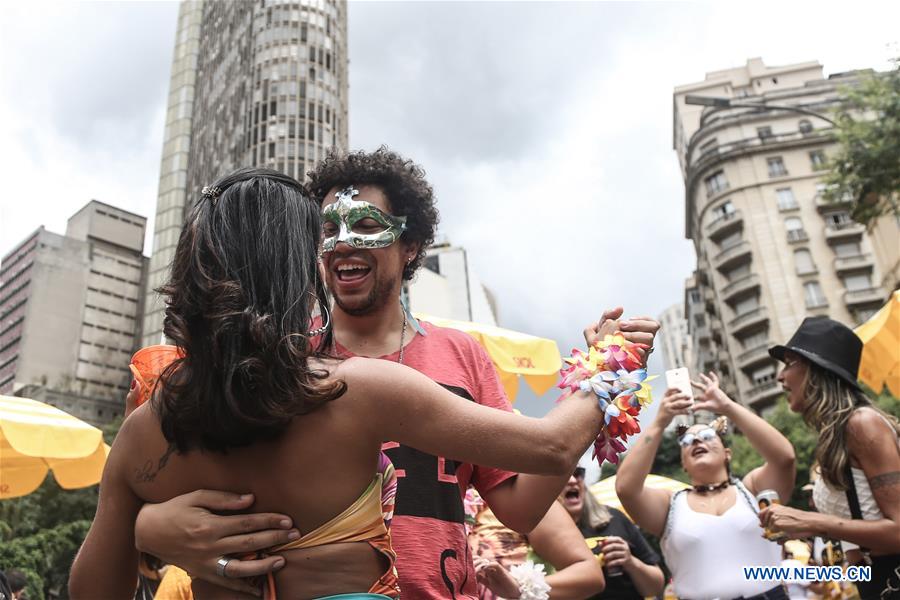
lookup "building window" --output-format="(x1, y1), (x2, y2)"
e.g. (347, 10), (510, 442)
(726, 263), (751, 281)
(843, 272), (872, 292)
(704, 171), (728, 197)
(785, 217), (807, 242)
(804, 281), (828, 308)
(757, 126), (773, 140)
(734, 295), (760, 316)
(711, 200), (735, 221)
(741, 330), (768, 349)
(776, 188), (798, 211)
(824, 211), (853, 229)
(798, 119), (814, 135)
(794, 249), (816, 275)
(809, 150), (827, 170)
(751, 364), (777, 385)
(767, 156), (788, 177)
(833, 241), (861, 257)
(718, 230), (742, 250)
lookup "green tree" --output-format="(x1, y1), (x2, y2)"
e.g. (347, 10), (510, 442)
(823, 58), (900, 227)
(0, 418), (121, 600)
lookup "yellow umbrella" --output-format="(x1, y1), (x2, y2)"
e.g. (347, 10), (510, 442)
(415, 313), (562, 402)
(0, 395), (109, 499)
(589, 474), (689, 520)
(855, 290), (900, 397)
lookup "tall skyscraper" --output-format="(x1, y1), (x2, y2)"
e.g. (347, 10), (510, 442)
(657, 303), (693, 372)
(673, 58), (899, 412)
(142, 0), (349, 345)
(0, 201), (148, 425)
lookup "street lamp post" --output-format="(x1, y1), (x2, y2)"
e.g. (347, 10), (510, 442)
(684, 94), (838, 127)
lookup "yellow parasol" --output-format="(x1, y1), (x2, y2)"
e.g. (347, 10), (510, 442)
(0, 395), (109, 499)
(589, 474), (690, 520)
(415, 314), (562, 402)
(855, 290), (900, 397)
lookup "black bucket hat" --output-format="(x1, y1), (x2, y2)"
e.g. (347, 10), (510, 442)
(768, 316), (862, 390)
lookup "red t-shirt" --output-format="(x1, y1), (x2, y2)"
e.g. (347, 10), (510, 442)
(335, 321), (516, 599)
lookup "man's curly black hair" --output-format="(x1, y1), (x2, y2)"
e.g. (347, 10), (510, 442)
(306, 146), (440, 281)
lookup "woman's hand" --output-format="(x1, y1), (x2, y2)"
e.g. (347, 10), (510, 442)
(600, 536), (633, 569)
(654, 388), (694, 429)
(759, 503), (821, 538)
(474, 557), (520, 598)
(690, 372), (734, 415)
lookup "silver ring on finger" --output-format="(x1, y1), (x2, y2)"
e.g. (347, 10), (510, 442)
(216, 556), (232, 578)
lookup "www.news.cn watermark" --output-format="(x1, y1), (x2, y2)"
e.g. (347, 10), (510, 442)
(743, 565), (871, 582)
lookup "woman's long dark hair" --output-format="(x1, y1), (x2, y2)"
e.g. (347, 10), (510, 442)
(155, 167), (344, 453)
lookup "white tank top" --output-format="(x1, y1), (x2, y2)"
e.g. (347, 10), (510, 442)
(661, 480), (782, 599)
(812, 413), (898, 522)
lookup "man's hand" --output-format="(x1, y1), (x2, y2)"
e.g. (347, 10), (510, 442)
(600, 535), (633, 569)
(583, 308), (660, 365)
(135, 491), (298, 595)
(473, 557), (520, 598)
(124, 379), (141, 419)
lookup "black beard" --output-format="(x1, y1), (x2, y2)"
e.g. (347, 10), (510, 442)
(332, 271), (398, 316)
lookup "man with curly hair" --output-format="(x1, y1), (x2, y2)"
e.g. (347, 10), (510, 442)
(128, 147), (660, 598)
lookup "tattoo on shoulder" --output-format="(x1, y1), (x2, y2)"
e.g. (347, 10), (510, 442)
(133, 443), (177, 484)
(869, 471), (900, 491)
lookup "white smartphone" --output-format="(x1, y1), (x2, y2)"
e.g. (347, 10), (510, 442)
(665, 367), (695, 405)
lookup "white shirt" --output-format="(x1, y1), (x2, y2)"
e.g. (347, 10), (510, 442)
(661, 480), (782, 599)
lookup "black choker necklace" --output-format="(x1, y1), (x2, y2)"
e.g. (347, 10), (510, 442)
(692, 480), (730, 494)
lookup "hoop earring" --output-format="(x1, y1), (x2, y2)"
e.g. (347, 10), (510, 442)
(306, 294), (331, 337)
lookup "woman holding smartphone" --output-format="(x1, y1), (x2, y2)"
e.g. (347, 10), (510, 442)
(615, 372), (796, 600)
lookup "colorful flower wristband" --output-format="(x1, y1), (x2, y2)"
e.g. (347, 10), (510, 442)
(558, 334), (655, 465)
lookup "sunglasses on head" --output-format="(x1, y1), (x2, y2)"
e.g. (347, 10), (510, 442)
(573, 467), (586, 480)
(678, 427), (718, 448)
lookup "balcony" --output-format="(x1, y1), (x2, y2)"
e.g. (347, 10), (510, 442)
(713, 240), (752, 272)
(722, 273), (760, 303)
(786, 229), (809, 244)
(729, 306), (768, 336)
(706, 210), (743, 240)
(834, 253), (874, 274)
(824, 222), (865, 243)
(815, 191), (852, 214)
(844, 287), (886, 307)
(745, 379), (782, 409)
(737, 343), (772, 371)
(693, 323), (711, 343)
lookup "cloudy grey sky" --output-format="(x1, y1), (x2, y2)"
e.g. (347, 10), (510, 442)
(1, 2), (897, 427)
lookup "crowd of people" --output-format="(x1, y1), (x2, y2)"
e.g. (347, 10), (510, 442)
(4, 147), (892, 600)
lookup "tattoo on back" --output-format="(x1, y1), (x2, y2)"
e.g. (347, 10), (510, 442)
(869, 471), (900, 491)
(134, 443), (177, 484)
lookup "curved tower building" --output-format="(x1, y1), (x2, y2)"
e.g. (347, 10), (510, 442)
(142, 0), (349, 346)
(674, 59), (899, 412)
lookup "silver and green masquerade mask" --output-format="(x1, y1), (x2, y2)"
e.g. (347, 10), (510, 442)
(321, 186), (407, 253)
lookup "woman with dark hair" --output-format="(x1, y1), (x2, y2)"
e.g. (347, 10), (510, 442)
(68, 168), (607, 600)
(759, 317), (900, 600)
(614, 373), (796, 599)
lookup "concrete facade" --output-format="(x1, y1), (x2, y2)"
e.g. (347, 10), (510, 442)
(0, 201), (148, 425)
(674, 58), (899, 412)
(658, 303), (693, 372)
(407, 243), (499, 326)
(143, 0), (350, 345)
